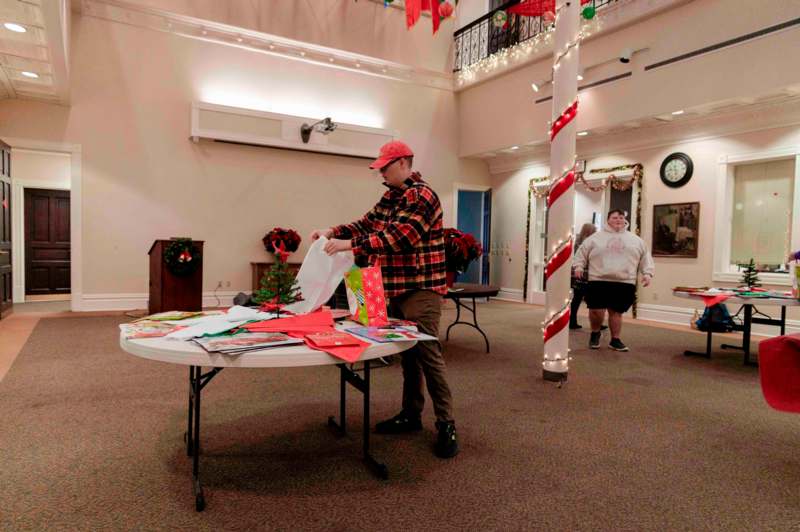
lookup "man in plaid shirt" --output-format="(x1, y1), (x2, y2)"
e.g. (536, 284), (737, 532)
(311, 140), (458, 459)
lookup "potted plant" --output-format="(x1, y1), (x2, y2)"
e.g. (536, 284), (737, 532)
(443, 228), (483, 287)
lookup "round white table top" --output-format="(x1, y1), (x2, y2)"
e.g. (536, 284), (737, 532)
(119, 323), (416, 368)
(673, 290), (800, 307)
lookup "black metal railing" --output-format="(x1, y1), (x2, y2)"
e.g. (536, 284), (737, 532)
(453, 0), (616, 73)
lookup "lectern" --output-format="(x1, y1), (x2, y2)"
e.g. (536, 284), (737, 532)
(148, 239), (204, 314)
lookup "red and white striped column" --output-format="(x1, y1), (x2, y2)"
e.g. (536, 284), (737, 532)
(543, 0), (580, 382)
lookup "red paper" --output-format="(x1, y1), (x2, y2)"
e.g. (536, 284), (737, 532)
(699, 294), (730, 307)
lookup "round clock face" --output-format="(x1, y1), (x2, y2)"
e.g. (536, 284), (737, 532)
(660, 153), (693, 187)
(664, 159), (687, 182)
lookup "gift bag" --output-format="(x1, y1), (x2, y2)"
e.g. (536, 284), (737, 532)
(284, 237), (354, 315)
(344, 263), (389, 326)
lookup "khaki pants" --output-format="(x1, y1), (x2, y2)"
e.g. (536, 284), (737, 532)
(388, 290), (454, 423)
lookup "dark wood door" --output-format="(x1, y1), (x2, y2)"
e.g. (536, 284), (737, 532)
(25, 188), (70, 295)
(0, 142), (11, 318)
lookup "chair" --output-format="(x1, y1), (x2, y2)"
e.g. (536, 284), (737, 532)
(758, 334), (800, 413)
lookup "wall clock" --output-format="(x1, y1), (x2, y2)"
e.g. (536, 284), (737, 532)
(660, 152), (693, 188)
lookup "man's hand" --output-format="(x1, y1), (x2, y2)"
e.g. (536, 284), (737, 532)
(311, 228), (333, 241)
(324, 238), (352, 256)
(642, 274), (652, 287)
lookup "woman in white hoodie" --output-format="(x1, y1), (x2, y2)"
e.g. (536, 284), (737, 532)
(573, 209), (655, 351)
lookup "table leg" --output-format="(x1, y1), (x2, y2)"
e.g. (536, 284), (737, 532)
(742, 305), (756, 367)
(781, 306), (786, 336)
(190, 365), (204, 512)
(445, 297), (491, 353)
(328, 362), (388, 480)
(684, 322), (712, 358)
(183, 366), (222, 512)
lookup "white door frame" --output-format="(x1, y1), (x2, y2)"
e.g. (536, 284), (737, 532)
(453, 183), (492, 282)
(2, 138), (82, 311)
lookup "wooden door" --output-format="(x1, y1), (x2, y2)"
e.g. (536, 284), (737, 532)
(0, 142), (11, 317)
(24, 188), (70, 295)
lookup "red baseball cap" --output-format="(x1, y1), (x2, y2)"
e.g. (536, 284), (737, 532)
(369, 140), (414, 170)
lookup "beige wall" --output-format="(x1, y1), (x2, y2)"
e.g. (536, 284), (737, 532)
(458, 0), (800, 156)
(10, 149), (71, 189)
(115, 0), (455, 73)
(0, 13), (488, 304)
(489, 118), (800, 321)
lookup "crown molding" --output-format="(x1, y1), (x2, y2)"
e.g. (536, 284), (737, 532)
(76, 0), (454, 92)
(486, 96), (800, 174)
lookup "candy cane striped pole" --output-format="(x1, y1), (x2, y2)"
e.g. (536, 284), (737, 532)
(543, 0), (580, 382)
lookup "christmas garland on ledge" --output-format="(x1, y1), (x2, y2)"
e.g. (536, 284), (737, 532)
(164, 238), (201, 277)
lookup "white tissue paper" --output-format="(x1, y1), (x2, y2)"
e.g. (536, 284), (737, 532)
(284, 236), (354, 315)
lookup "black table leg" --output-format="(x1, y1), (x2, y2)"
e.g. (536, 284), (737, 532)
(183, 366), (223, 512)
(721, 304), (758, 366)
(328, 361), (388, 480)
(781, 306), (786, 336)
(445, 297), (491, 353)
(684, 321), (712, 358)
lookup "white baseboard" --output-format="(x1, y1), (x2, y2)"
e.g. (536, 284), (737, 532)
(636, 302), (800, 337)
(79, 291), (242, 312)
(495, 287), (524, 302)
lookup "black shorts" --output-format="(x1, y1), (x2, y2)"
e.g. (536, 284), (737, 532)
(585, 281), (636, 314)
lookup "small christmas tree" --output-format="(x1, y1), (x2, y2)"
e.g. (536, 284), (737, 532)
(252, 242), (302, 310)
(740, 258), (761, 289)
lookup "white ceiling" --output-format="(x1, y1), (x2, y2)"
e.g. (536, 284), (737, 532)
(0, 0), (70, 104)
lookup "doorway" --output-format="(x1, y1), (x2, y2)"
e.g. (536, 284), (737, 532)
(24, 188), (71, 296)
(0, 142), (11, 319)
(455, 186), (491, 285)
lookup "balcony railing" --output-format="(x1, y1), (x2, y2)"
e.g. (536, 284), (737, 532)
(453, 0), (616, 73)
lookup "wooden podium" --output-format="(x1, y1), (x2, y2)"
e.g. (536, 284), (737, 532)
(148, 240), (204, 314)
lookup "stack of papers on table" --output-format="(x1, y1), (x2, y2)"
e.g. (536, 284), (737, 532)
(119, 321), (187, 339)
(192, 333), (304, 354)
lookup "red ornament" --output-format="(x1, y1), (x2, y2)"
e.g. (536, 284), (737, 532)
(178, 250), (192, 263)
(439, 1), (454, 19)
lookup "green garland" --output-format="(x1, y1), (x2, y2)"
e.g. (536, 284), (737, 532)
(521, 163), (644, 317)
(164, 238), (201, 277)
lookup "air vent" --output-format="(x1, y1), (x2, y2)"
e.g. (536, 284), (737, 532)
(645, 17), (800, 72)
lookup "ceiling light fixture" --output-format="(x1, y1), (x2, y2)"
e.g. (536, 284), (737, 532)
(510, 146), (519, 150)
(531, 82), (540, 92)
(671, 109), (685, 115)
(577, 68), (584, 81)
(21, 71), (38, 78)
(3, 23), (26, 33)
(577, 131), (588, 136)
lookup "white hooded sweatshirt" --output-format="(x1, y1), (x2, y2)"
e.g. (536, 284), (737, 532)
(573, 223), (654, 285)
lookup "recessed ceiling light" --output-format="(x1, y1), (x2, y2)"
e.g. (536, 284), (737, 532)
(201, 29), (207, 35)
(672, 109), (684, 115)
(577, 131), (588, 136)
(510, 146), (519, 150)
(300, 51), (306, 57)
(329, 57), (335, 63)
(236, 36), (243, 42)
(21, 71), (38, 78)
(355, 62), (361, 68)
(268, 44), (275, 50)
(531, 82), (540, 92)
(3, 23), (26, 33)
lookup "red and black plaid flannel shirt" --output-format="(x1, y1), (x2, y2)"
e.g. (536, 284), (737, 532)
(331, 172), (446, 298)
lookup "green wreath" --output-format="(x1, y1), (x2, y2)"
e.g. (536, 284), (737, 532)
(164, 238), (201, 277)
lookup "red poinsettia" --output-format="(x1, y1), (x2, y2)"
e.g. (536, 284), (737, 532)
(444, 228), (483, 273)
(263, 227), (302, 255)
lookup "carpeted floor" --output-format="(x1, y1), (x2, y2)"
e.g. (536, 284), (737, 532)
(1, 301), (799, 531)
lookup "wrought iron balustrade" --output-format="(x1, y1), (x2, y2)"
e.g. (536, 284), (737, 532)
(453, 0), (617, 73)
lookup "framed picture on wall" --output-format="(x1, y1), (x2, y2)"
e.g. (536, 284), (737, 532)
(652, 202), (699, 257)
